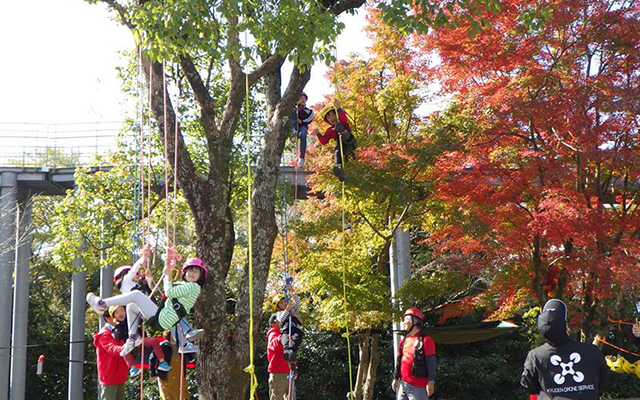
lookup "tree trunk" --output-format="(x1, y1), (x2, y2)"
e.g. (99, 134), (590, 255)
(353, 330), (381, 400)
(362, 332), (380, 400)
(354, 330), (371, 400)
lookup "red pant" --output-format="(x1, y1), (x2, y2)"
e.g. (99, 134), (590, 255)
(124, 337), (163, 367)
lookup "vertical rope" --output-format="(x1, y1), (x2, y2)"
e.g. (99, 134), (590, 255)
(178, 325), (186, 400)
(173, 73), (180, 245)
(334, 43), (355, 400)
(242, 30), (258, 400)
(139, 325), (145, 400)
(163, 60), (171, 247)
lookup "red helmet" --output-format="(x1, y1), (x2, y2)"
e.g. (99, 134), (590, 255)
(113, 266), (132, 283)
(182, 258), (208, 279)
(404, 308), (424, 321)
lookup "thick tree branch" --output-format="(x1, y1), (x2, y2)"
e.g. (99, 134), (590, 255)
(179, 55), (218, 115)
(248, 55), (285, 87)
(331, 0), (367, 15)
(101, 0), (134, 29)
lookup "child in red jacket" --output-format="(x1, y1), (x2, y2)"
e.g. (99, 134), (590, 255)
(312, 99), (357, 181)
(94, 309), (129, 400)
(267, 314), (291, 400)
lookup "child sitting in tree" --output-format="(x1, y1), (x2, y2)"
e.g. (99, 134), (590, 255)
(109, 305), (172, 378)
(113, 244), (203, 351)
(87, 248), (207, 357)
(292, 92), (315, 168)
(274, 282), (304, 362)
(312, 99), (357, 181)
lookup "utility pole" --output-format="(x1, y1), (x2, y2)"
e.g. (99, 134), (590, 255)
(10, 190), (33, 400)
(0, 172), (18, 400)
(389, 228), (411, 367)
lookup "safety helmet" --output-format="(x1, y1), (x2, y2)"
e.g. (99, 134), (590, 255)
(113, 266), (132, 283)
(403, 308), (424, 321)
(273, 295), (286, 311)
(182, 258), (208, 279)
(108, 305), (123, 318)
(320, 105), (338, 123)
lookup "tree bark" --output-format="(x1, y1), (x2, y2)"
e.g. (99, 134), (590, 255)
(354, 330), (371, 400)
(362, 332), (380, 400)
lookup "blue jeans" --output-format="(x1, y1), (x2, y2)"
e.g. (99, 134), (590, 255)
(172, 318), (194, 345)
(297, 125), (308, 160)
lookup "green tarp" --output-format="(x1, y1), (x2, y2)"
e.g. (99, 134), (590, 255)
(419, 321), (520, 344)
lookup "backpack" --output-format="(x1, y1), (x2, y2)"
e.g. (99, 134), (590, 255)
(398, 335), (429, 378)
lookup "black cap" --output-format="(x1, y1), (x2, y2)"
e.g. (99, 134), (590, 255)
(268, 314), (279, 326)
(537, 299), (569, 346)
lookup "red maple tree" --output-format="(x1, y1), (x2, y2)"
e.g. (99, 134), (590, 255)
(420, 0), (640, 337)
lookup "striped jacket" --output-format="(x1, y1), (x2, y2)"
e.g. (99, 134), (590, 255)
(158, 278), (201, 330)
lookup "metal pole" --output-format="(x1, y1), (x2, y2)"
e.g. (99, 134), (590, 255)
(0, 172), (18, 400)
(9, 190), (33, 400)
(68, 255), (86, 400)
(390, 227), (411, 368)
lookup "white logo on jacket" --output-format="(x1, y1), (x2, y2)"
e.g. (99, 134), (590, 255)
(550, 353), (584, 385)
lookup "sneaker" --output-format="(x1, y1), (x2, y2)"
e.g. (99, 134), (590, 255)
(332, 165), (345, 182)
(86, 293), (107, 313)
(157, 361), (172, 372)
(119, 337), (137, 357)
(185, 329), (205, 341)
(297, 158), (305, 168)
(128, 367), (141, 379)
(178, 341), (199, 354)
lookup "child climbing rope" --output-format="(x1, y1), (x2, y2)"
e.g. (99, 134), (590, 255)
(292, 92), (314, 168)
(149, 331), (195, 400)
(274, 282), (304, 362)
(109, 305), (172, 378)
(86, 249), (207, 357)
(113, 244), (203, 353)
(312, 99), (357, 181)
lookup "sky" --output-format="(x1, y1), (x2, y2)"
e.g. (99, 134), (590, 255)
(0, 0), (370, 125)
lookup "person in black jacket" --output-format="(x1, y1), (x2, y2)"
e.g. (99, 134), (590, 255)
(521, 299), (610, 400)
(632, 321), (640, 350)
(149, 331), (196, 400)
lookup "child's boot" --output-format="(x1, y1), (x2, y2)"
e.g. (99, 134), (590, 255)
(128, 367), (141, 378)
(157, 360), (172, 372)
(185, 328), (205, 341)
(178, 341), (199, 354)
(86, 293), (107, 313)
(332, 165), (345, 182)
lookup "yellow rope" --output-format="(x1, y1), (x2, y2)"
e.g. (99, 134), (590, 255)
(338, 136), (355, 400)
(334, 44), (355, 399)
(242, 31), (259, 400)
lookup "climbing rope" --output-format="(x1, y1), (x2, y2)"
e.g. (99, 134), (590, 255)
(242, 30), (259, 400)
(333, 43), (355, 400)
(597, 337), (640, 358)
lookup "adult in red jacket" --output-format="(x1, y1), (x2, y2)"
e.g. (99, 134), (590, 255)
(267, 314), (291, 400)
(94, 309), (129, 400)
(392, 308), (436, 400)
